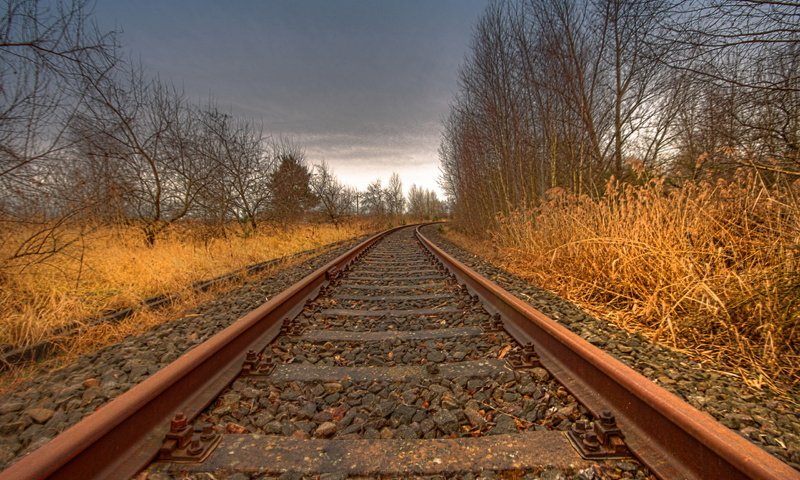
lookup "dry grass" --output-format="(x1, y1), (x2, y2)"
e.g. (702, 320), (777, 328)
(0, 287), (210, 391)
(446, 172), (800, 390)
(0, 221), (373, 350)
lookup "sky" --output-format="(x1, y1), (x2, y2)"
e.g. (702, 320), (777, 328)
(93, 0), (489, 196)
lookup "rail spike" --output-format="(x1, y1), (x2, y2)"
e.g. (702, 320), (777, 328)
(240, 350), (275, 376)
(325, 266), (341, 281)
(567, 411), (631, 460)
(487, 312), (505, 332)
(279, 318), (304, 336)
(506, 345), (541, 369)
(158, 414), (221, 463)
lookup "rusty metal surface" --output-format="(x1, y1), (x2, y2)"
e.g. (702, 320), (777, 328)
(0, 237), (360, 372)
(415, 226), (800, 480)
(149, 432), (588, 475)
(0, 226), (406, 480)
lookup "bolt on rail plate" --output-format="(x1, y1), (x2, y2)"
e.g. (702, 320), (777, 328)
(567, 411), (631, 460)
(505, 345), (541, 369)
(158, 413), (222, 464)
(240, 350), (275, 376)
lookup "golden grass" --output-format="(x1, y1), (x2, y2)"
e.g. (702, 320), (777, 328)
(0, 287), (211, 392)
(0, 221), (373, 350)
(445, 173), (800, 390)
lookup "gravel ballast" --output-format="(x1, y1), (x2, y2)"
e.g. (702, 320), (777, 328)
(4, 223), (792, 477)
(143, 227), (651, 479)
(421, 224), (800, 472)
(0, 236), (370, 470)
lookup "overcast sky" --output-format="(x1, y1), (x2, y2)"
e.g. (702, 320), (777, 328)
(93, 1), (488, 195)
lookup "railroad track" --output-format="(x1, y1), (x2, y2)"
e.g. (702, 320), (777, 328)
(1, 225), (797, 479)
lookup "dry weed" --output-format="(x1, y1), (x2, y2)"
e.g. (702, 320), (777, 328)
(0, 221), (373, 351)
(0, 252), (325, 394)
(449, 172), (800, 390)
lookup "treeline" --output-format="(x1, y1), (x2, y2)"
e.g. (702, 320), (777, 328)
(441, 0), (800, 232)
(0, 0), (445, 266)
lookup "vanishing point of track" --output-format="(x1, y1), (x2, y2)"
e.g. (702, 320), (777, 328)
(1, 225), (797, 479)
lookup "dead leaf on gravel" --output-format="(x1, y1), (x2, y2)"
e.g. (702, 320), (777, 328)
(328, 406), (347, 422)
(498, 344), (512, 359)
(226, 422), (247, 434)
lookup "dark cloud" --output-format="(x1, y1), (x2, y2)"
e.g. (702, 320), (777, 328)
(95, 0), (487, 193)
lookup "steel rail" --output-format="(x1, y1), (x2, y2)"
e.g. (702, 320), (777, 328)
(0, 237), (361, 372)
(0, 226), (405, 480)
(415, 226), (799, 480)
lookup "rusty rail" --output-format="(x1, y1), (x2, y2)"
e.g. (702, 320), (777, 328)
(0, 226), (404, 480)
(415, 225), (799, 480)
(4, 223), (798, 479)
(0, 236), (363, 371)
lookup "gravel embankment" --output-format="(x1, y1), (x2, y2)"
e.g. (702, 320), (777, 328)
(146, 227), (651, 479)
(3, 224), (796, 477)
(421, 224), (800, 472)
(0, 236), (369, 470)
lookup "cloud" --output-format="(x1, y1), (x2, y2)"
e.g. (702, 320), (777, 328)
(94, 0), (489, 198)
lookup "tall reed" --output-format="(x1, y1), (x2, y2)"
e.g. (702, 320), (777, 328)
(0, 221), (372, 349)
(483, 172), (799, 387)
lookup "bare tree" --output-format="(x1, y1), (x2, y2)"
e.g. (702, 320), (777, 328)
(595, 0), (673, 178)
(658, 0), (800, 176)
(1, 0), (116, 185)
(267, 138), (315, 225)
(385, 172), (405, 217)
(196, 105), (271, 234)
(440, 0), (681, 231)
(343, 186), (360, 216)
(408, 184), (445, 220)
(62, 120), (132, 224)
(310, 161), (352, 225)
(77, 68), (207, 246)
(659, 0), (800, 92)
(362, 179), (386, 217)
(0, 0), (118, 265)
